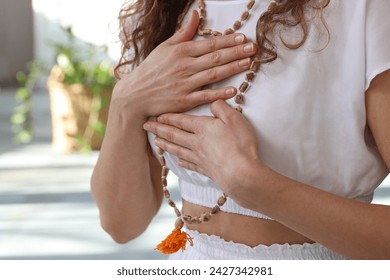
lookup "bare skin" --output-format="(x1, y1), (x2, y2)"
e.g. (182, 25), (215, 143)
(143, 70), (390, 259)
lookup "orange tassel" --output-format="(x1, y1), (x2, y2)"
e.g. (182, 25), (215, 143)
(155, 225), (193, 254)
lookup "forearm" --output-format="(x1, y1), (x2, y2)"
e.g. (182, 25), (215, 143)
(91, 99), (161, 243)
(238, 160), (390, 259)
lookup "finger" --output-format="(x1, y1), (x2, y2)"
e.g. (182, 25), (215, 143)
(177, 159), (207, 176)
(182, 33), (247, 57)
(210, 100), (237, 124)
(166, 10), (199, 45)
(184, 86), (236, 107)
(156, 113), (210, 133)
(191, 42), (257, 73)
(190, 57), (251, 86)
(154, 137), (199, 167)
(144, 120), (195, 149)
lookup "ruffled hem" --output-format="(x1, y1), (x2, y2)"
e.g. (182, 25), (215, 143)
(169, 228), (348, 260)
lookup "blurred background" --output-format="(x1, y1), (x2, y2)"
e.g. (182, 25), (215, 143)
(0, 0), (176, 260)
(0, 0), (389, 260)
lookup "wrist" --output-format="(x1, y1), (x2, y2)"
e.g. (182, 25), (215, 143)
(108, 97), (149, 132)
(226, 155), (275, 211)
(111, 77), (151, 120)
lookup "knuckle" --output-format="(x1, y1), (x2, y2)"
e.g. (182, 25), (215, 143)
(206, 37), (217, 51)
(173, 61), (189, 75)
(172, 43), (189, 56)
(176, 149), (184, 159)
(210, 51), (222, 64)
(157, 140), (167, 151)
(172, 79), (187, 92)
(165, 130), (175, 142)
(206, 68), (219, 82)
(177, 94), (189, 107)
(200, 91), (210, 103)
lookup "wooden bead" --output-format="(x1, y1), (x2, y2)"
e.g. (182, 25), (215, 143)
(162, 166), (169, 176)
(182, 215), (191, 223)
(235, 105), (243, 113)
(175, 208), (181, 217)
(200, 213), (211, 222)
(157, 147), (164, 155)
(199, 17), (205, 27)
(199, 8), (206, 17)
(158, 156), (166, 166)
(247, 0), (255, 9)
(162, 177), (168, 187)
(234, 94), (244, 105)
(217, 196), (227, 206)
(163, 189), (170, 199)
(233, 20), (242, 30)
(175, 218), (184, 229)
(241, 11), (250, 21)
(211, 205), (220, 214)
(202, 29), (212, 36)
(168, 199), (176, 208)
(239, 81), (249, 93)
(246, 71), (255, 82)
(212, 31), (222, 36)
(250, 60), (261, 72)
(224, 28), (235, 35)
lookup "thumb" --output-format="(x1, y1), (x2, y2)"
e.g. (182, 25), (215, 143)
(210, 100), (237, 124)
(166, 10), (199, 45)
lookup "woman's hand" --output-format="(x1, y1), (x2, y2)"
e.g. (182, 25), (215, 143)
(113, 11), (257, 118)
(143, 100), (262, 194)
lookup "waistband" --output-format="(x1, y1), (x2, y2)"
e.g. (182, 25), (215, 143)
(169, 228), (348, 260)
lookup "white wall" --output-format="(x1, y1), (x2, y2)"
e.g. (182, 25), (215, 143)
(32, 0), (126, 68)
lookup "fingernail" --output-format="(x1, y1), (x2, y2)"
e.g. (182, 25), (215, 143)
(244, 43), (254, 53)
(235, 34), (245, 43)
(225, 87), (236, 95)
(238, 58), (250, 67)
(143, 122), (151, 130)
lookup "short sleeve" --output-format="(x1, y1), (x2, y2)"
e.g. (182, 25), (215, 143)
(365, 0), (390, 90)
(118, 13), (143, 74)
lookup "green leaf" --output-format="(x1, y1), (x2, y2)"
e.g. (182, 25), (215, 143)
(15, 88), (30, 101)
(11, 113), (26, 124)
(14, 130), (32, 144)
(91, 121), (106, 136)
(16, 72), (27, 85)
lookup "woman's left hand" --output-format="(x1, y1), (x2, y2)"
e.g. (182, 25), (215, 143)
(143, 100), (262, 193)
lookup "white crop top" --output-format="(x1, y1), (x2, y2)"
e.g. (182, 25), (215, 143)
(147, 0), (390, 219)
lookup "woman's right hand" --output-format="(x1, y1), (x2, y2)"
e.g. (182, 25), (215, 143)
(113, 10), (258, 118)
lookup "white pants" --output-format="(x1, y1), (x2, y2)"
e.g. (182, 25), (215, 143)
(168, 228), (347, 260)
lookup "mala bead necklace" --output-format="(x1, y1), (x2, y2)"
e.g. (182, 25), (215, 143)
(198, 0), (256, 36)
(155, 0), (281, 254)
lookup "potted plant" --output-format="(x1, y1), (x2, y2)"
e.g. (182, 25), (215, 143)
(12, 27), (115, 153)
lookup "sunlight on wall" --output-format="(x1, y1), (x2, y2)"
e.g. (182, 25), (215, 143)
(32, 0), (126, 66)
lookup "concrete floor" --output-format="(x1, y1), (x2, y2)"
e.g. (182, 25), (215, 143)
(0, 86), (175, 259)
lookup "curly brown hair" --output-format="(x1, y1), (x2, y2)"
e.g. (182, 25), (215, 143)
(115, 0), (330, 78)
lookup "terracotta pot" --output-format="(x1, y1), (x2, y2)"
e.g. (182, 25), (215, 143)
(47, 66), (111, 153)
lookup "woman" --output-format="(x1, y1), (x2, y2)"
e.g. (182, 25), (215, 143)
(91, 0), (390, 259)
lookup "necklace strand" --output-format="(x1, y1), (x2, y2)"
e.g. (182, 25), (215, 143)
(198, 0), (256, 36)
(156, 0), (281, 254)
